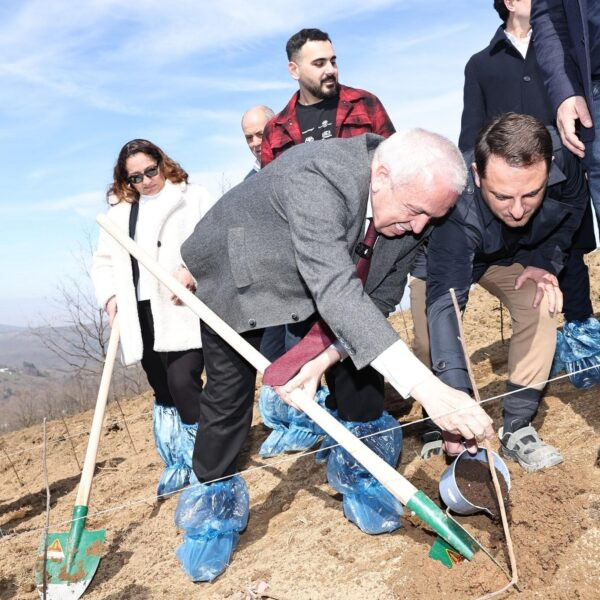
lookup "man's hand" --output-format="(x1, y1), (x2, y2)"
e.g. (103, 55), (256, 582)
(556, 95), (593, 158)
(171, 265), (197, 305)
(105, 296), (118, 327)
(410, 377), (494, 454)
(515, 266), (562, 316)
(274, 345), (341, 410)
(441, 431), (469, 457)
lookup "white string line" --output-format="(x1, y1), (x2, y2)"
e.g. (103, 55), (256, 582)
(1, 361), (596, 544)
(0, 310), (532, 464)
(0, 320), (420, 465)
(0, 323), (418, 463)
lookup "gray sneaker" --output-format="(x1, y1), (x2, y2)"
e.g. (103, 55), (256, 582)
(499, 425), (564, 472)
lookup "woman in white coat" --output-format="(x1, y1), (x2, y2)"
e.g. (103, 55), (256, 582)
(92, 139), (214, 495)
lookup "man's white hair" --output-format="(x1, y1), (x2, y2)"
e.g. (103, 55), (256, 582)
(374, 129), (467, 194)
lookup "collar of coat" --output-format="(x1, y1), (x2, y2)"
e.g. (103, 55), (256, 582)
(270, 83), (372, 134)
(108, 179), (188, 221)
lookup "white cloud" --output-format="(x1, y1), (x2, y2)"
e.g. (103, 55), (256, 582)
(0, 0), (403, 117)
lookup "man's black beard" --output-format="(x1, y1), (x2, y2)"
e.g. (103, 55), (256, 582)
(306, 78), (339, 100)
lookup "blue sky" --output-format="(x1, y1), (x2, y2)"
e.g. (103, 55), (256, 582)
(0, 0), (500, 326)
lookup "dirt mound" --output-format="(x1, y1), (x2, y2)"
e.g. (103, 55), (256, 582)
(1, 255), (600, 599)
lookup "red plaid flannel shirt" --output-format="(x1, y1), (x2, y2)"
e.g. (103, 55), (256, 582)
(261, 84), (395, 166)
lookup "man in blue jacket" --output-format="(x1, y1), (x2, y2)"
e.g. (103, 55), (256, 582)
(426, 113), (587, 471)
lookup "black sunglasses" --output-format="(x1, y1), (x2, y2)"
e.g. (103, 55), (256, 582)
(127, 165), (159, 185)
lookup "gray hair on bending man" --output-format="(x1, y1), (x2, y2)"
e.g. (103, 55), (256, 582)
(375, 129), (468, 194)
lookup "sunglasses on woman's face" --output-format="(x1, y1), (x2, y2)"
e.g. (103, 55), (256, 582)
(127, 165), (159, 185)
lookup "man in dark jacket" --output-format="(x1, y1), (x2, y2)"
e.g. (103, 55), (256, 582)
(458, 1), (598, 388)
(426, 113), (587, 472)
(459, 0), (553, 152)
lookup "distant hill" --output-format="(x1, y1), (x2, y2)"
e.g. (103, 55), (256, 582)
(0, 323), (98, 371)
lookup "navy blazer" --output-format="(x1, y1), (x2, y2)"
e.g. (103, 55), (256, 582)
(426, 129), (587, 392)
(532, 0), (595, 141)
(459, 26), (554, 152)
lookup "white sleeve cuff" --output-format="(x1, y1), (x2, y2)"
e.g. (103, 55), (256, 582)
(370, 339), (433, 398)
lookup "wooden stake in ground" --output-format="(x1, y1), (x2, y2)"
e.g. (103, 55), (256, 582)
(61, 415), (82, 471)
(112, 394), (137, 454)
(1, 444), (25, 488)
(448, 288), (519, 598)
(42, 418), (51, 600)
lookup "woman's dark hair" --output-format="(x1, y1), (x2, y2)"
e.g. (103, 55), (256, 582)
(474, 113), (553, 178)
(286, 28), (331, 61)
(493, 0), (509, 23)
(107, 139), (188, 204)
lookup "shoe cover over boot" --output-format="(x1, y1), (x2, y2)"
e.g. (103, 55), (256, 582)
(554, 317), (600, 388)
(175, 475), (249, 582)
(178, 422), (197, 488)
(326, 412), (403, 534)
(153, 403), (191, 496)
(258, 385), (329, 457)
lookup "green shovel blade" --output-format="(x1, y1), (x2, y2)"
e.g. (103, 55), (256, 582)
(407, 490), (478, 561)
(429, 536), (468, 568)
(35, 508), (105, 600)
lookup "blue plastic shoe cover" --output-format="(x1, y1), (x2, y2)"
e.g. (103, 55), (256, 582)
(177, 422), (197, 487)
(153, 403), (193, 496)
(550, 330), (566, 377)
(258, 385), (329, 457)
(554, 318), (600, 388)
(175, 475), (249, 582)
(326, 412), (404, 534)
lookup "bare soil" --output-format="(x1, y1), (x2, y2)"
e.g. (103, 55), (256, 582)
(1, 254), (600, 599)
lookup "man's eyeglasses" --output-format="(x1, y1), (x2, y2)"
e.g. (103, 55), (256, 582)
(127, 165), (159, 185)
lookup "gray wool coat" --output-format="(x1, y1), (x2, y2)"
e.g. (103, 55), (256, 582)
(181, 134), (427, 369)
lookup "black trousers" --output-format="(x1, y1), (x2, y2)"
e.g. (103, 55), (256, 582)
(138, 300), (204, 425)
(559, 249), (594, 322)
(192, 323), (263, 482)
(192, 319), (385, 483)
(259, 324), (287, 362)
(288, 316), (385, 422)
(324, 360), (385, 422)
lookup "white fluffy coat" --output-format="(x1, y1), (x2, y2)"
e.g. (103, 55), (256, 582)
(91, 180), (214, 365)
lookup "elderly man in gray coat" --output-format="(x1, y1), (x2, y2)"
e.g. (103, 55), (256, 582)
(175, 131), (495, 582)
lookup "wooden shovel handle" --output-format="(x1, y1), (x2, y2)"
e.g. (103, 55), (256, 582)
(96, 214), (420, 504)
(75, 314), (120, 508)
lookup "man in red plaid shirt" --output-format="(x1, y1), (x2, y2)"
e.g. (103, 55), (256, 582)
(261, 28), (395, 166)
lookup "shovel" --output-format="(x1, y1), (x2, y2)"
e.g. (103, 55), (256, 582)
(34, 315), (120, 599)
(97, 213), (479, 561)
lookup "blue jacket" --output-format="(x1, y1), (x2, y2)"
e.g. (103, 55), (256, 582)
(459, 26), (554, 152)
(532, 0), (595, 142)
(426, 129), (587, 392)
